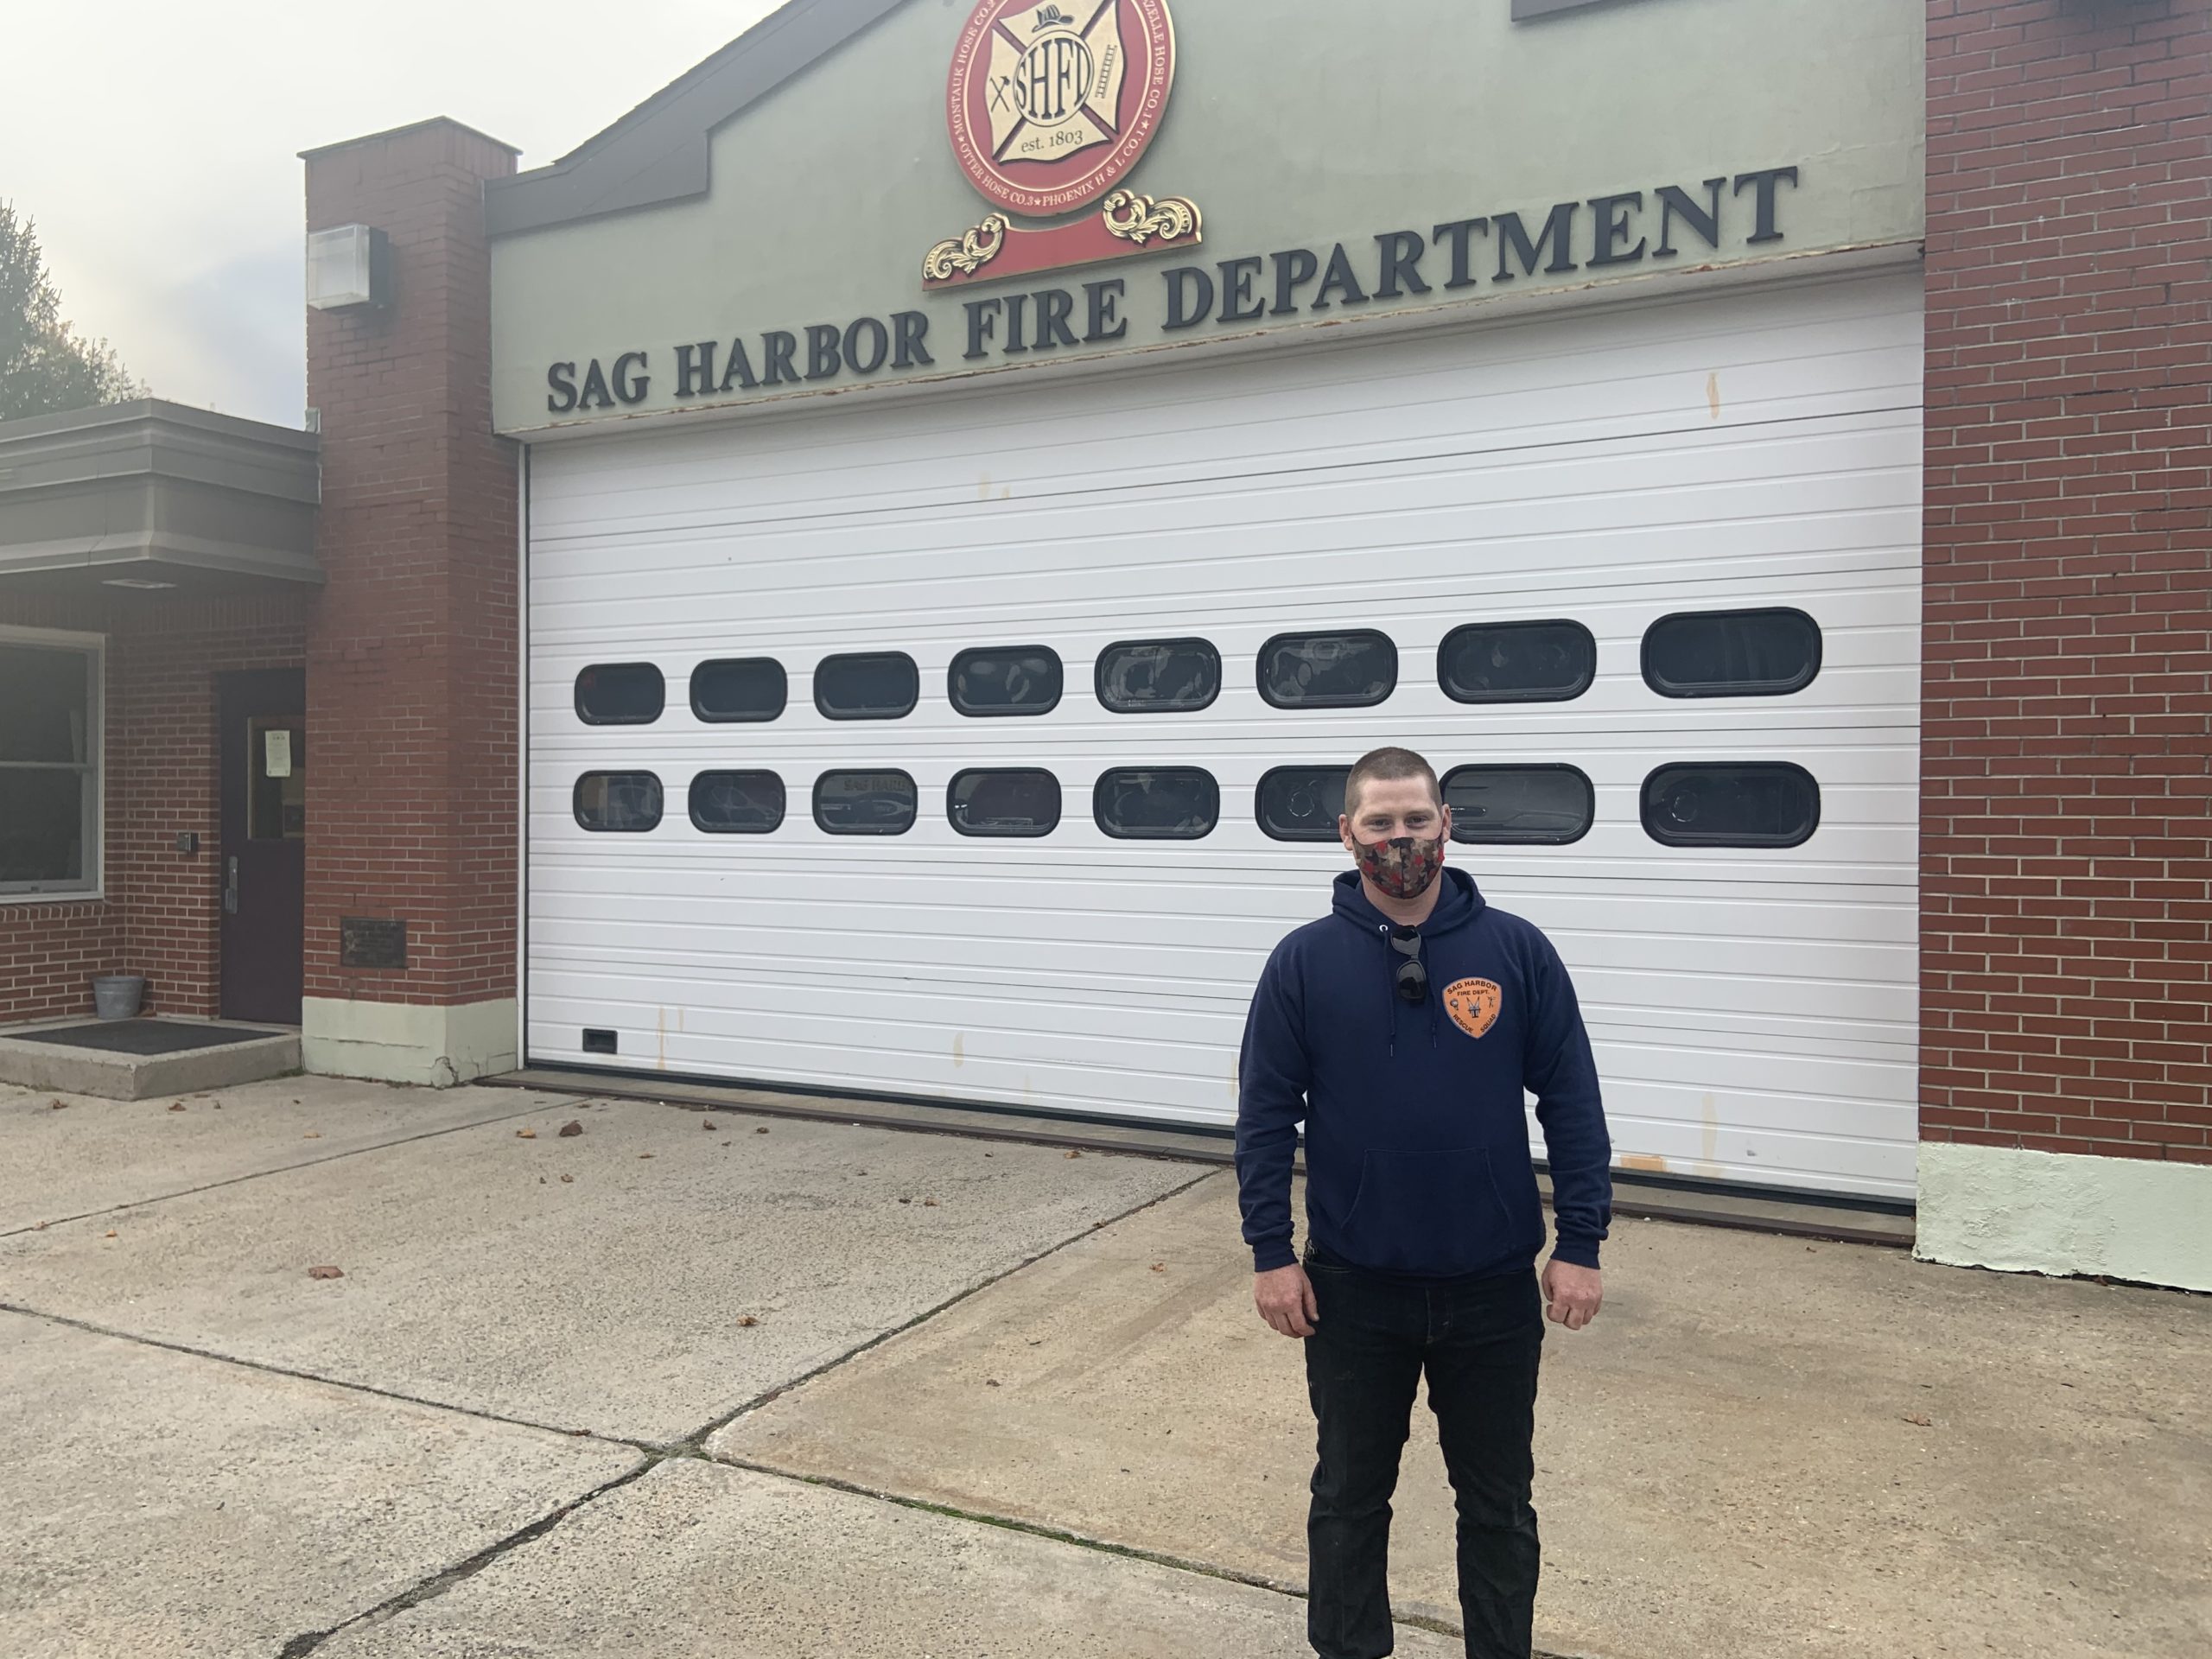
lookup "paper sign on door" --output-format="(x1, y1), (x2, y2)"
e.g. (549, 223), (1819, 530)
(264, 729), (293, 779)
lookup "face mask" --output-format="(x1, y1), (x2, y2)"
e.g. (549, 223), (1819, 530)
(1356, 833), (1444, 901)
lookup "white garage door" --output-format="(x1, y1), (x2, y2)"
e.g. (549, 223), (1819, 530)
(525, 267), (1923, 1201)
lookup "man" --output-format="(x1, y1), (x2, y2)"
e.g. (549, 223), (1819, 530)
(1235, 746), (1611, 1659)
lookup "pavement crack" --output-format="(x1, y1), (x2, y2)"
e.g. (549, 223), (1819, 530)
(0, 1095), (592, 1240)
(666, 1165), (1227, 1451)
(693, 1453), (1514, 1652)
(0, 1300), (651, 1451)
(273, 1455), (658, 1656)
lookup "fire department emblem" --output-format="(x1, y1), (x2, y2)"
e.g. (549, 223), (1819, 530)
(1443, 979), (1503, 1042)
(929, 0), (1197, 288)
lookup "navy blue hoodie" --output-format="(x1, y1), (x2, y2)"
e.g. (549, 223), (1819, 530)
(1235, 868), (1611, 1278)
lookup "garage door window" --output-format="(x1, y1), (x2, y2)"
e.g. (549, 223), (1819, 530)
(815, 653), (919, 721)
(816, 770), (918, 835)
(1642, 763), (1820, 848)
(1095, 768), (1219, 840)
(1643, 608), (1821, 698)
(950, 646), (1063, 717)
(1258, 766), (1352, 842)
(1440, 620), (1597, 703)
(574, 772), (664, 832)
(949, 769), (1061, 837)
(1444, 765), (1595, 845)
(1259, 632), (1396, 709)
(0, 635), (102, 896)
(689, 771), (785, 834)
(1096, 639), (1222, 715)
(691, 658), (788, 723)
(575, 663), (665, 726)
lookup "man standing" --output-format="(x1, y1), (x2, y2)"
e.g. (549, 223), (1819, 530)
(1236, 747), (1611, 1659)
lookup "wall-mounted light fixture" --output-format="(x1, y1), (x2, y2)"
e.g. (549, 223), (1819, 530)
(306, 225), (391, 311)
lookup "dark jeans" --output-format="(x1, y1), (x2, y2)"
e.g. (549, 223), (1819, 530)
(1303, 1256), (1544, 1659)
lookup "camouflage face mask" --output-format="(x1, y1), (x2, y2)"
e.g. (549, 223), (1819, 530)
(1356, 833), (1444, 900)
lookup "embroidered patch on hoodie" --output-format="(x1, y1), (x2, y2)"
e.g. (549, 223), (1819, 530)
(1444, 977), (1502, 1040)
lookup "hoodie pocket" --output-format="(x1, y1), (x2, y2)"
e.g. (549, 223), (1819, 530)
(1338, 1147), (1525, 1277)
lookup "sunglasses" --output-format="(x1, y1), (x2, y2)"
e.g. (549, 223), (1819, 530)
(1389, 926), (1428, 1006)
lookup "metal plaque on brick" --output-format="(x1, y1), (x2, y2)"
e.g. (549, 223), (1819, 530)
(340, 917), (408, 969)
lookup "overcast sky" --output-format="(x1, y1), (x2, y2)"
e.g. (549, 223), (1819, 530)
(3, 2), (785, 429)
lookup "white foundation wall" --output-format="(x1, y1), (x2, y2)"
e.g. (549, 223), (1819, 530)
(1916, 1141), (2212, 1294)
(302, 997), (520, 1089)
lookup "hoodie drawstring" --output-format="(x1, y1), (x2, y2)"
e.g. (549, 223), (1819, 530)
(1378, 924), (1395, 1058)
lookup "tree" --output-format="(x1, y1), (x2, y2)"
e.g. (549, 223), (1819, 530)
(1, 200), (144, 423)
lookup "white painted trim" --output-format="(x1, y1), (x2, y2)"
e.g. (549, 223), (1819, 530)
(517, 444), (531, 1072)
(1916, 1141), (2212, 1294)
(0, 624), (106, 903)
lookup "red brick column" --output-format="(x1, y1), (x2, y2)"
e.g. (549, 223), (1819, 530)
(1923, 0), (2212, 1169)
(302, 119), (520, 1077)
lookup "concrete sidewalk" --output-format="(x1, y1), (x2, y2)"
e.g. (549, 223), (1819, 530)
(3, 1074), (2205, 1658)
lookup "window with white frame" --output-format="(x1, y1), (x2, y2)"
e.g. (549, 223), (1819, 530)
(0, 631), (103, 897)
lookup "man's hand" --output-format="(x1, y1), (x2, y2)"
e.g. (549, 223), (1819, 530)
(1255, 1264), (1319, 1338)
(1541, 1259), (1603, 1331)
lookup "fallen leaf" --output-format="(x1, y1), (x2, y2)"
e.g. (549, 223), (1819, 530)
(308, 1265), (345, 1281)
(1902, 1414), (1933, 1427)
(923, 1198), (939, 1208)
(702, 1120), (719, 1131)
(560, 1173), (574, 1184)
(104, 1230), (118, 1239)
(303, 1132), (321, 1140)
(48, 1099), (67, 1110)
(558, 1122), (583, 1138)
(986, 1379), (1001, 1388)
(516, 1128), (537, 1140)
(168, 1103), (186, 1113)
(1065, 1149), (1082, 1159)
(639, 1154), (654, 1160)
(538, 1176), (547, 1185)
(983, 1152), (994, 1158)
(1151, 1262), (1165, 1273)
(755, 1126), (770, 1135)
(899, 1198), (912, 1205)
(735, 1316), (759, 1328)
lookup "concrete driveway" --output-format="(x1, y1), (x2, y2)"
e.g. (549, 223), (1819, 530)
(3, 1074), (2206, 1658)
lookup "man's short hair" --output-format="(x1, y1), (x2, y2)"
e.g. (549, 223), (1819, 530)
(1344, 747), (1443, 820)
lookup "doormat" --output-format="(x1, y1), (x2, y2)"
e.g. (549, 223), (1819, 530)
(5, 1021), (279, 1056)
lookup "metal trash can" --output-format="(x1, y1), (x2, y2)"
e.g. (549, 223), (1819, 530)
(92, 976), (146, 1020)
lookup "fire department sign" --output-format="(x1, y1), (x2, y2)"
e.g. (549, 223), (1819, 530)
(930, 0), (1195, 289)
(949, 0), (1176, 216)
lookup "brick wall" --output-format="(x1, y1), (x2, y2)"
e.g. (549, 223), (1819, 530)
(110, 598), (310, 1015)
(1923, 0), (2212, 1166)
(302, 120), (519, 1010)
(1, 591), (307, 1022)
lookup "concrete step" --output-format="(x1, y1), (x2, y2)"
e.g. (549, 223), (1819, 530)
(0, 1018), (301, 1100)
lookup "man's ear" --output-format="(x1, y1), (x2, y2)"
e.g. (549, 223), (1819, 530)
(1338, 814), (1357, 856)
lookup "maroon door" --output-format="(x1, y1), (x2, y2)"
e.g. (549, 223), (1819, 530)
(219, 670), (306, 1024)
